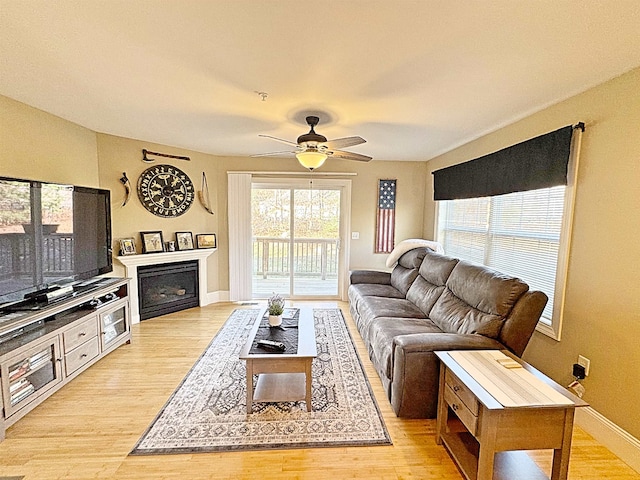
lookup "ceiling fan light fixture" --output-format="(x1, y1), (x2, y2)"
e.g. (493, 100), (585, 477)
(296, 150), (327, 171)
(257, 115), (371, 167)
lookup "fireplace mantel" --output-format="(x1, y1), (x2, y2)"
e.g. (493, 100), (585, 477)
(116, 249), (215, 324)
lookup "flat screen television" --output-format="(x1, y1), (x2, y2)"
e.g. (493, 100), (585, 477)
(0, 176), (112, 307)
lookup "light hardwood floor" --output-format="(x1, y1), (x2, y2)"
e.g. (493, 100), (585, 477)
(1, 301), (638, 480)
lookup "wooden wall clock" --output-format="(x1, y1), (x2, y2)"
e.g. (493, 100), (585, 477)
(137, 164), (195, 217)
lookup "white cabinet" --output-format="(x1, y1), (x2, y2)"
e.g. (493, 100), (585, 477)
(1, 337), (63, 418)
(62, 315), (100, 376)
(63, 316), (99, 352)
(64, 336), (100, 376)
(0, 278), (130, 441)
(99, 299), (129, 352)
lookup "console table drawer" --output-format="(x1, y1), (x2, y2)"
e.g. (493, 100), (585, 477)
(445, 369), (479, 415)
(444, 383), (478, 435)
(65, 337), (99, 375)
(63, 317), (98, 353)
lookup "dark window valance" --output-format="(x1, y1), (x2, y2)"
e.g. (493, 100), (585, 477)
(433, 125), (575, 201)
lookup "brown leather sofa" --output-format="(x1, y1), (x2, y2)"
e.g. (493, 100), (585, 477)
(348, 247), (547, 418)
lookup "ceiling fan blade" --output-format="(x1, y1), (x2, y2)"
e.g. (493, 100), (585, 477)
(329, 149), (372, 162)
(322, 136), (366, 149)
(258, 134), (299, 147)
(251, 150), (297, 157)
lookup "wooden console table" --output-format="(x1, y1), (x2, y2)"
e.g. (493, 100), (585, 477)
(435, 350), (588, 480)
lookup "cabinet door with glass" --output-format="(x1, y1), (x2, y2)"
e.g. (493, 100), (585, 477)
(1, 337), (63, 418)
(99, 299), (129, 352)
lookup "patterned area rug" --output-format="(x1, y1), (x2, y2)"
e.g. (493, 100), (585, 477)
(130, 308), (391, 454)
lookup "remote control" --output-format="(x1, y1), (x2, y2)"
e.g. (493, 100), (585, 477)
(256, 339), (286, 351)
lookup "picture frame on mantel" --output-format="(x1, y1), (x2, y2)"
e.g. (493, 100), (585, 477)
(175, 231), (194, 251)
(140, 231), (164, 254)
(119, 237), (136, 255)
(196, 233), (217, 249)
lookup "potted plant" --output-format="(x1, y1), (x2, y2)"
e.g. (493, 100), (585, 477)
(267, 293), (285, 326)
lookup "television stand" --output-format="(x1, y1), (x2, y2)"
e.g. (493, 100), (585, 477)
(0, 277), (131, 442)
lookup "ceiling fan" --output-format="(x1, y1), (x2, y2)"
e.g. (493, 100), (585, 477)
(254, 116), (372, 170)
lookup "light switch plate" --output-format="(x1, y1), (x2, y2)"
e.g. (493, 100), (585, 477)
(577, 355), (590, 376)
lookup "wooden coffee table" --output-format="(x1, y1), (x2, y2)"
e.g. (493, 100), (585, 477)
(239, 308), (317, 413)
(435, 350), (588, 480)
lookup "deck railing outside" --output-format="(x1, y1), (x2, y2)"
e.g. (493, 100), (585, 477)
(0, 233), (74, 280)
(253, 236), (338, 279)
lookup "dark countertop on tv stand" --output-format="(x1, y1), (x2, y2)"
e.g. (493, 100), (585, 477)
(0, 277), (129, 355)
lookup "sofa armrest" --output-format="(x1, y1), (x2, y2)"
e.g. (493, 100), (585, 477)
(499, 290), (548, 357)
(389, 333), (504, 418)
(349, 270), (392, 285)
(394, 332), (505, 353)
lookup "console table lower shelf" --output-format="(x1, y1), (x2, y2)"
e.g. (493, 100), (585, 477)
(435, 350), (588, 480)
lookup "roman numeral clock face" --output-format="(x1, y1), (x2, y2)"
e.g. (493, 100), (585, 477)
(137, 164), (195, 217)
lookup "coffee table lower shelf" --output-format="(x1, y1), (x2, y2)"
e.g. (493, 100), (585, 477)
(440, 429), (549, 480)
(253, 372), (307, 403)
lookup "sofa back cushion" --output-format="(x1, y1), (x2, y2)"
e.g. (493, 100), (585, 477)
(429, 260), (529, 339)
(406, 250), (459, 316)
(390, 248), (429, 295)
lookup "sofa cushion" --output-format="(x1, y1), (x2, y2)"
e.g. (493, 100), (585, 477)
(360, 296), (427, 321)
(429, 260), (529, 339)
(349, 283), (406, 299)
(429, 289), (505, 338)
(389, 248), (429, 295)
(406, 250), (459, 316)
(419, 250), (459, 285)
(406, 278), (445, 317)
(447, 260), (529, 317)
(369, 317), (442, 379)
(397, 247), (430, 269)
(390, 267), (419, 296)
(357, 296), (428, 350)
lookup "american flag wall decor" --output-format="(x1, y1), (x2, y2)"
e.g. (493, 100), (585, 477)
(375, 179), (396, 253)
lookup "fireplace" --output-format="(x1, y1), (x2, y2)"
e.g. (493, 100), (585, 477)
(117, 249), (215, 324)
(137, 260), (199, 320)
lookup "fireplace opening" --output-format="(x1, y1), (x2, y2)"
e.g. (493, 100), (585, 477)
(137, 260), (199, 320)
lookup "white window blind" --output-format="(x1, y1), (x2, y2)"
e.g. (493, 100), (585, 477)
(437, 186), (566, 325)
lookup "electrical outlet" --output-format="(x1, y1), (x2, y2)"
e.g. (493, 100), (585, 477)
(577, 355), (590, 376)
(351, 232), (360, 240)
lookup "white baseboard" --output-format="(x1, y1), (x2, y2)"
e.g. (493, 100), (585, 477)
(205, 290), (230, 304)
(575, 407), (640, 473)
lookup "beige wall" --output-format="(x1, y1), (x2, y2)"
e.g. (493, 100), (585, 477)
(346, 161), (427, 271)
(97, 133), (428, 294)
(424, 67), (640, 439)
(0, 95), (99, 186)
(96, 134), (224, 293)
(1, 94), (427, 301)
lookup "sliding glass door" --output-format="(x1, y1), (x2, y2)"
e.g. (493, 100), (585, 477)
(251, 179), (348, 299)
